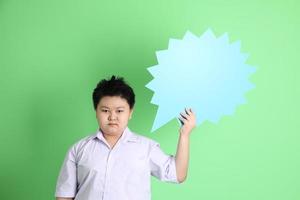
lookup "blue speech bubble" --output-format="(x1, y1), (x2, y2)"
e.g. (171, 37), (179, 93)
(146, 29), (256, 132)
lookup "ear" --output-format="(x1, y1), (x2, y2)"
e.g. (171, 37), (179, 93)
(129, 109), (134, 119)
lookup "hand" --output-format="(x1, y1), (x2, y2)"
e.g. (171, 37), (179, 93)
(178, 108), (196, 136)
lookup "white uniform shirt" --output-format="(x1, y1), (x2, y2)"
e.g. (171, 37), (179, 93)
(55, 127), (179, 200)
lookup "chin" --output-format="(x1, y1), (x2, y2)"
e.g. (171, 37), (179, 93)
(105, 128), (121, 135)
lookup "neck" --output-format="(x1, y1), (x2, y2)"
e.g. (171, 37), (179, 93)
(101, 131), (123, 148)
(103, 133), (121, 142)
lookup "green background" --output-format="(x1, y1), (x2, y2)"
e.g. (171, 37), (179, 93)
(0, 0), (299, 199)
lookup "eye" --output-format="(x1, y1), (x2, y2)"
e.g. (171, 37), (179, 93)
(117, 110), (124, 113)
(101, 109), (109, 113)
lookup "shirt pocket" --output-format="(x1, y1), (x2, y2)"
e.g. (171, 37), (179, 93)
(120, 155), (149, 182)
(77, 163), (103, 190)
(124, 154), (147, 170)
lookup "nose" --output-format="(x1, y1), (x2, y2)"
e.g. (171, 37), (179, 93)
(108, 112), (117, 121)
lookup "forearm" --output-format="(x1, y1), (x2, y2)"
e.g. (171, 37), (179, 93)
(175, 133), (190, 183)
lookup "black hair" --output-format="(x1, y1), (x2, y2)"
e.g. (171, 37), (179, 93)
(92, 75), (135, 110)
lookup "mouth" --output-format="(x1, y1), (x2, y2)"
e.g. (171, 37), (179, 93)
(108, 123), (118, 126)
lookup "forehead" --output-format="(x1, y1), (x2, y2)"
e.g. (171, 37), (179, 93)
(99, 96), (129, 108)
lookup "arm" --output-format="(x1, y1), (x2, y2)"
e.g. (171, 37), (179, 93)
(55, 145), (77, 199)
(175, 108), (196, 183)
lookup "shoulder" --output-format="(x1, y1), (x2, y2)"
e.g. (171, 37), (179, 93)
(66, 133), (97, 156)
(127, 130), (162, 157)
(129, 130), (159, 147)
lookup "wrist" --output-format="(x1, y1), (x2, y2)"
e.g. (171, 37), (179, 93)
(179, 131), (190, 139)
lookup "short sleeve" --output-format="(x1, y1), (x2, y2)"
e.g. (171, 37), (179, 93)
(55, 145), (77, 198)
(149, 142), (179, 184)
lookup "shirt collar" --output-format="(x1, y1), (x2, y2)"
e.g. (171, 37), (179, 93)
(94, 127), (139, 144)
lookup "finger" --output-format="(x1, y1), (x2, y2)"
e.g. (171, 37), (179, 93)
(188, 108), (196, 118)
(178, 116), (187, 124)
(185, 108), (190, 115)
(180, 113), (190, 120)
(180, 112), (189, 120)
(178, 117), (184, 125)
(184, 109), (192, 119)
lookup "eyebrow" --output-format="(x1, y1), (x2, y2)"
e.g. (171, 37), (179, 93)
(100, 106), (125, 109)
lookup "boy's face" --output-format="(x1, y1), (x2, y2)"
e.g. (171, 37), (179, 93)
(96, 96), (133, 137)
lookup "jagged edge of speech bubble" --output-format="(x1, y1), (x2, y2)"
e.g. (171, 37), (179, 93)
(146, 29), (256, 132)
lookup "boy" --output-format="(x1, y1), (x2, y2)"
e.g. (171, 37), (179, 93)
(55, 75), (196, 200)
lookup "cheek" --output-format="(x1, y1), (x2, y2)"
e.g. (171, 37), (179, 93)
(97, 113), (107, 122)
(120, 116), (130, 123)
